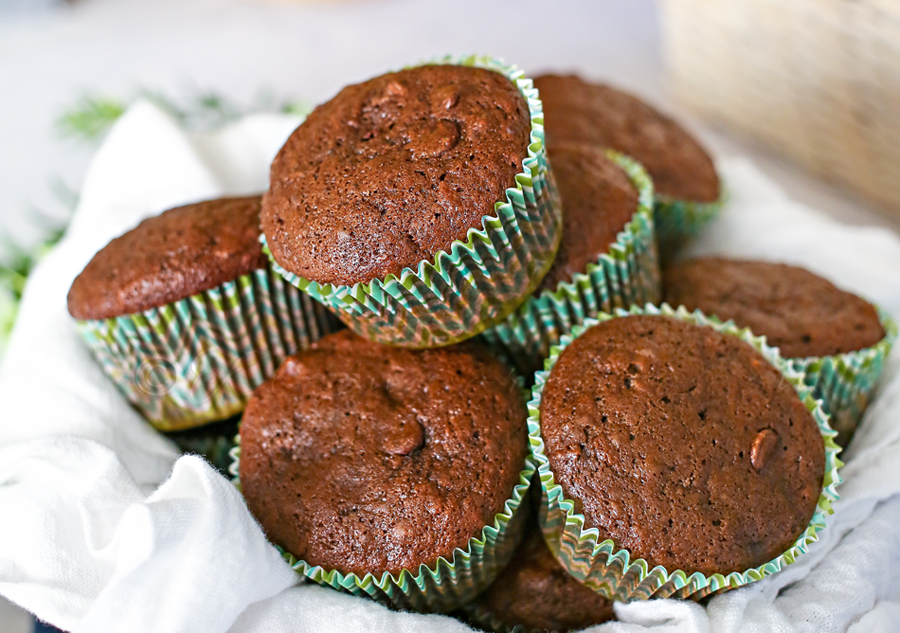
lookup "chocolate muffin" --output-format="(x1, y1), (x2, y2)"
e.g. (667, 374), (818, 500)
(534, 74), (719, 204)
(473, 526), (616, 632)
(68, 196), (266, 320)
(538, 142), (640, 292)
(663, 258), (885, 358)
(239, 330), (528, 577)
(539, 315), (825, 576)
(262, 64), (532, 287)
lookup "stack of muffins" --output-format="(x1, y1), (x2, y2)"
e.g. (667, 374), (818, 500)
(68, 56), (895, 632)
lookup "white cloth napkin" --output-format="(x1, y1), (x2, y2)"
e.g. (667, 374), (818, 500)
(1, 102), (899, 633)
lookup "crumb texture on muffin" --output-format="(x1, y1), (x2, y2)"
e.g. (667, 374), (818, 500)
(534, 74), (719, 203)
(68, 196), (266, 320)
(239, 331), (528, 576)
(538, 142), (639, 292)
(262, 64), (531, 287)
(540, 315), (825, 576)
(476, 526), (616, 632)
(663, 257), (885, 357)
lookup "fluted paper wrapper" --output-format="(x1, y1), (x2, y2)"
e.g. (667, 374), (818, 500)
(528, 303), (842, 602)
(654, 191), (725, 263)
(76, 267), (340, 431)
(788, 307), (896, 446)
(482, 150), (659, 375)
(263, 54), (563, 349)
(229, 436), (535, 613)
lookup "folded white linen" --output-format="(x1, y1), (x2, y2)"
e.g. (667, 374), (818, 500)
(1, 102), (898, 633)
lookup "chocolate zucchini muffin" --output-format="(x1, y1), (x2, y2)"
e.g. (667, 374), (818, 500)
(534, 74), (719, 205)
(539, 315), (825, 576)
(69, 195), (341, 432)
(68, 196), (267, 319)
(472, 526), (616, 632)
(263, 64), (532, 287)
(538, 142), (640, 292)
(239, 330), (528, 577)
(663, 258), (885, 358)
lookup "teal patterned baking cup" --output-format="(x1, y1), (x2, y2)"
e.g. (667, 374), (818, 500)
(787, 307), (896, 446)
(76, 267), (341, 431)
(229, 436), (535, 613)
(528, 303), (842, 602)
(263, 54), (563, 349)
(654, 189), (726, 264)
(482, 150), (659, 375)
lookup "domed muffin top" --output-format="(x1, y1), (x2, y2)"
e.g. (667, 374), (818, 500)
(663, 257), (885, 358)
(475, 526), (616, 632)
(540, 315), (825, 576)
(262, 64), (531, 287)
(239, 330), (528, 576)
(534, 74), (719, 203)
(538, 142), (639, 292)
(68, 196), (266, 320)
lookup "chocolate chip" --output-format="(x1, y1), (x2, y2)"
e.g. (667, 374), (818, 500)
(406, 119), (460, 158)
(751, 429), (779, 472)
(382, 419), (425, 456)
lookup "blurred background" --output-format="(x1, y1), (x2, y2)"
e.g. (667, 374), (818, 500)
(1, 0), (899, 630)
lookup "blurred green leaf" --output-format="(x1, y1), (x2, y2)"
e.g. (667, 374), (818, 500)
(57, 95), (127, 143)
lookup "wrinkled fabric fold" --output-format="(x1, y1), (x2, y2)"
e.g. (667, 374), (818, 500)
(1, 103), (899, 633)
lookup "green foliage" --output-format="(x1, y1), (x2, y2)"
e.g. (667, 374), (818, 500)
(56, 88), (309, 144)
(0, 214), (67, 353)
(1, 87), (308, 356)
(57, 95), (128, 143)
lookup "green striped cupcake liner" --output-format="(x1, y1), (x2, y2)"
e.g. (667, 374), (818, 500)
(787, 307), (897, 446)
(654, 190), (726, 264)
(528, 303), (842, 602)
(482, 150), (659, 375)
(263, 54), (563, 349)
(229, 435), (536, 613)
(76, 267), (340, 432)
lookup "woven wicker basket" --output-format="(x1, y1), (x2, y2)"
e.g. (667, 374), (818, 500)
(659, 0), (900, 215)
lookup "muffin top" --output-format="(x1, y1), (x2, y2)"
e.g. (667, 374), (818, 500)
(539, 142), (639, 292)
(534, 74), (719, 203)
(262, 64), (532, 287)
(540, 315), (825, 576)
(663, 257), (885, 358)
(238, 330), (528, 576)
(68, 196), (266, 320)
(475, 525), (616, 632)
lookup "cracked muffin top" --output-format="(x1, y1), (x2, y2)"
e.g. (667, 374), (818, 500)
(261, 64), (531, 286)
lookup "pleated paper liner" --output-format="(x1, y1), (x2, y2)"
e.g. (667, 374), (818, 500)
(262, 54), (563, 349)
(528, 304), (842, 602)
(654, 190), (726, 264)
(76, 267), (341, 432)
(229, 436), (536, 613)
(788, 307), (897, 447)
(482, 150), (659, 377)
